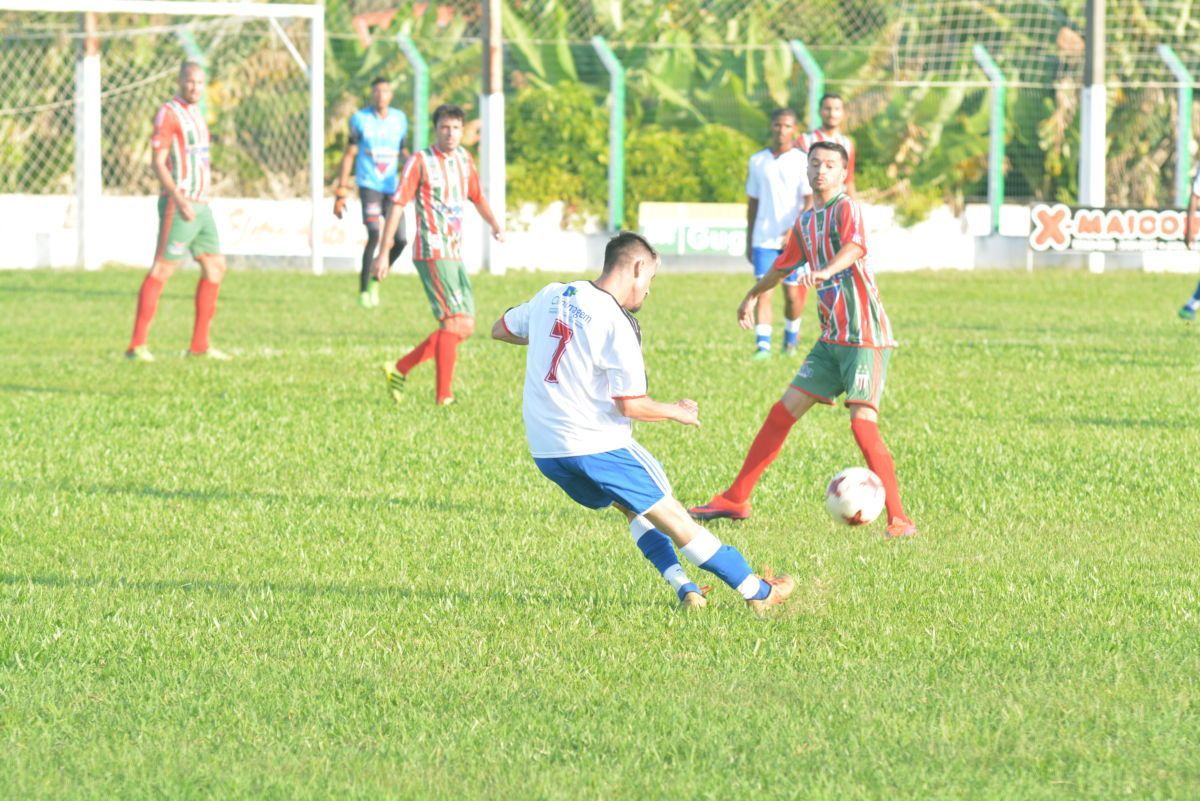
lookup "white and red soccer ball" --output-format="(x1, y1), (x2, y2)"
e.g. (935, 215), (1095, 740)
(825, 467), (885, 526)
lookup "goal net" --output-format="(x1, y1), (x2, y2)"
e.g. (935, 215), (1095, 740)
(0, 0), (324, 272)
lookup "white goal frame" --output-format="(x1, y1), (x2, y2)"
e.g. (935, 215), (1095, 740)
(1, 0), (325, 274)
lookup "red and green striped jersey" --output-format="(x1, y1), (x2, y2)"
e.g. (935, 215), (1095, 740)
(773, 193), (896, 348)
(799, 129), (856, 184)
(394, 145), (482, 260)
(150, 97), (211, 202)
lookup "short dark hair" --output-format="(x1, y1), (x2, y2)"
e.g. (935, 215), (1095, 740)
(809, 140), (849, 167)
(603, 231), (658, 273)
(769, 108), (798, 125)
(819, 93), (844, 106)
(371, 76), (390, 88)
(432, 104), (465, 125)
(179, 60), (204, 78)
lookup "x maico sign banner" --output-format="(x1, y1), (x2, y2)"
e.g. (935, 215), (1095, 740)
(1029, 203), (1199, 253)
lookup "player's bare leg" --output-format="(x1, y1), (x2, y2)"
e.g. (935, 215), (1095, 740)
(689, 386), (819, 520)
(127, 257), (179, 360)
(782, 284), (807, 355)
(847, 404), (915, 538)
(187, 253), (230, 359)
(614, 503), (707, 609)
(753, 285), (775, 359)
(644, 496), (794, 613)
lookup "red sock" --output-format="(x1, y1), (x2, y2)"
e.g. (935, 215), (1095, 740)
(435, 330), (462, 403)
(189, 278), (221, 353)
(129, 274), (165, 349)
(725, 401), (797, 504)
(850, 417), (908, 523)
(397, 330), (440, 375)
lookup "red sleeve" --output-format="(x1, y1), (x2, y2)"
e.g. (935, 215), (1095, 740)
(772, 224), (807, 272)
(394, 154), (422, 205)
(150, 104), (178, 152)
(836, 198), (868, 258)
(847, 140), (856, 184)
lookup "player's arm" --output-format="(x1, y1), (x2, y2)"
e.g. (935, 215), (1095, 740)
(372, 202), (404, 280)
(150, 109), (194, 222)
(492, 302), (530, 345)
(798, 201), (865, 286)
(467, 167), (505, 242)
(334, 117), (361, 219)
(333, 143), (357, 219)
(737, 227), (804, 329)
(745, 196), (758, 264)
(373, 156), (420, 279)
(490, 315), (528, 345)
(1186, 191), (1199, 248)
(614, 396), (699, 428)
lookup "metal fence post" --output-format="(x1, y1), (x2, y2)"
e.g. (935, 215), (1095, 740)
(591, 36), (625, 231)
(1158, 44), (1194, 208)
(396, 34), (430, 152)
(788, 39), (824, 131)
(973, 44), (1006, 236)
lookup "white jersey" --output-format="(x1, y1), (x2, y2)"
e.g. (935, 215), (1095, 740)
(502, 281), (647, 458)
(746, 147), (811, 249)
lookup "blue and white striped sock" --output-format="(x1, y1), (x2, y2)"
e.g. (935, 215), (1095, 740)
(784, 318), (801, 348)
(755, 323), (772, 352)
(680, 527), (769, 600)
(630, 516), (701, 601)
(1189, 283), (1200, 308)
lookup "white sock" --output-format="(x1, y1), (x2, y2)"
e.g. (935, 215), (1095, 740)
(784, 318), (801, 334)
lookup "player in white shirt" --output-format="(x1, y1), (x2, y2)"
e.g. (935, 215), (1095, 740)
(492, 232), (795, 613)
(746, 109), (812, 359)
(1179, 164), (1200, 320)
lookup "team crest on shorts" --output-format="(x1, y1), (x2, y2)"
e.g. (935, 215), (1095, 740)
(853, 364), (870, 395)
(798, 360), (814, 378)
(167, 241), (186, 256)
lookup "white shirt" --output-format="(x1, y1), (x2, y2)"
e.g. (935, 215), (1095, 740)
(503, 281), (647, 458)
(746, 147), (811, 249)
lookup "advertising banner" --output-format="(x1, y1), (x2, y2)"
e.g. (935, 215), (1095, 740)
(1029, 203), (1200, 253)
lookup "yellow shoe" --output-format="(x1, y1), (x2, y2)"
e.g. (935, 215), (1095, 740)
(746, 569), (796, 615)
(382, 363), (405, 404)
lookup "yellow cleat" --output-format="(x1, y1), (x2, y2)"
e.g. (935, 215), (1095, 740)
(382, 363), (405, 404)
(186, 347), (232, 361)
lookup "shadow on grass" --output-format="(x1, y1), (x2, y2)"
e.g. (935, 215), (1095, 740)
(0, 479), (493, 515)
(0, 572), (640, 610)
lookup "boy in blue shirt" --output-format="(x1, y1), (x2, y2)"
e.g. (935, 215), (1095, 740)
(333, 77), (410, 308)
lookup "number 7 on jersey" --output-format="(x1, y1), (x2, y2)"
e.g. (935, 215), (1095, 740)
(544, 320), (573, 383)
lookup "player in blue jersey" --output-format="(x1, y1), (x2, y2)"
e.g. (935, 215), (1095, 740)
(333, 76), (410, 308)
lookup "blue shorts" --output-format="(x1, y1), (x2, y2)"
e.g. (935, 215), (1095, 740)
(752, 246), (799, 286)
(534, 442), (672, 516)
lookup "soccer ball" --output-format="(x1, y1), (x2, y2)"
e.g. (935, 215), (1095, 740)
(824, 467), (885, 526)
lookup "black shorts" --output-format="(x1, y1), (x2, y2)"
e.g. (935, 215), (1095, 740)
(359, 187), (394, 228)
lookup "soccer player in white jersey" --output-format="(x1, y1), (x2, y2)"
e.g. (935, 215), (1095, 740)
(746, 108), (812, 358)
(1179, 164), (1200, 320)
(491, 232), (795, 613)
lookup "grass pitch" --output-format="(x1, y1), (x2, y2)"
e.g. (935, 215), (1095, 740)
(2, 266), (1198, 800)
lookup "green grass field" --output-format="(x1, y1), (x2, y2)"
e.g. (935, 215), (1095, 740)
(2, 266), (1199, 800)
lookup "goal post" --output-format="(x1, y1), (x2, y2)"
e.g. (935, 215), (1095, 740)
(0, 0), (325, 274)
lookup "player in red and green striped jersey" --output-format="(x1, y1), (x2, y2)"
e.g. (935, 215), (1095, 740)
(373, 104), (505, 406)
(126, 61), (229, 362)
(798, 93), (857, 199)
(689, 141), (917, 539)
